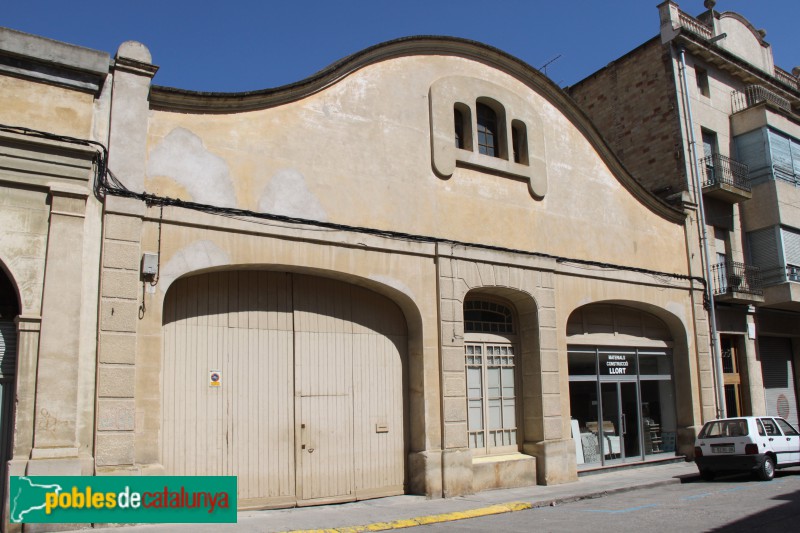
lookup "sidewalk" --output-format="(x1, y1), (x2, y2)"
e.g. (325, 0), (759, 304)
(94, 461), (698, 533)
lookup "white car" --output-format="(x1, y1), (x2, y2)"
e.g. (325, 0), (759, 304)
(694, 416), (800, 481)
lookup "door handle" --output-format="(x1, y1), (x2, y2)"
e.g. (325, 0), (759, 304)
(301, 423), (307, 450)
(622, 413), (627, 435)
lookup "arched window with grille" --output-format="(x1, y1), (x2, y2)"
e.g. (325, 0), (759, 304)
(464, 299), (518, 454)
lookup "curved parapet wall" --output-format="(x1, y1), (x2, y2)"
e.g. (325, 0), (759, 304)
(148, 36), (682, 225)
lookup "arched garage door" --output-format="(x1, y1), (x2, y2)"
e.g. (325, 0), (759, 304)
(162, 271), (407, 508)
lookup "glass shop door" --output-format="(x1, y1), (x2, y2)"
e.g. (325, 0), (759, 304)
(599, 381), (641, 463)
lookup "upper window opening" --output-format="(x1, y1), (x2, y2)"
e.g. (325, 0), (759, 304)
(453, 103), (472, 151)
(477, 103), (499, 158)
(696, 67), (710, 98)
(464, 300), (514, 334)
(512, 120), (528, 165)
(455, 108), (464, 149)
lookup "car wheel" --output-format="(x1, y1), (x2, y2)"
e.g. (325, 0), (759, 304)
(700, 469), (715, 481)
(757, 456), (775, 481)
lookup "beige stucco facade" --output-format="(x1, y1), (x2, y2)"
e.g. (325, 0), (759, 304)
(0, 25), (718, 527)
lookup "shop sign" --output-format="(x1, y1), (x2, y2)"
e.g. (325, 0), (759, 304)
(603, 354), (630, 375)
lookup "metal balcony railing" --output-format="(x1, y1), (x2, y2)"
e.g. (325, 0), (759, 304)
(759, 264), (800, 286)
(731, 85), (792, 113)
(700, 154), (751, 192)
(711, 261), (763, 296)
(772, 164), (800, 185)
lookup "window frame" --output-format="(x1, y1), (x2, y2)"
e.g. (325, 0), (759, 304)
(695, 67), (710, 98)
(476, 102), (501, 158)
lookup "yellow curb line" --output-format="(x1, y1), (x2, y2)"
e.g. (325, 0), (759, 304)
(280, 501), (532, 533)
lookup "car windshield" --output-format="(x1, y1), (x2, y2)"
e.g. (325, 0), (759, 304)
(699, 419), (749, 438)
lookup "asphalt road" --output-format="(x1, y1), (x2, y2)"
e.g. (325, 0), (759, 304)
(421, 469), (800, 532)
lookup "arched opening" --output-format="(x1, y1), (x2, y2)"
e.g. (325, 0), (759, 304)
(511, 119), (528, 165)
(476, 99), (506, 159)
(453, 102), (472, 151)
(0, 263), (20, 522)
(459, 288), (541, 490)
(464, 298), (518, 454)
(566, 303), (677, 469)
(161, 270), (409, 508)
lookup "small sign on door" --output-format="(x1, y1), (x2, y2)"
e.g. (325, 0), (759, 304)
(209, 370), (222, 387)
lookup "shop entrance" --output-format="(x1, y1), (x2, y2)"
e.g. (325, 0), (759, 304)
(567, 304), (676, 469)
(569, 347), (676, 468)
(600, 381), (640, 462)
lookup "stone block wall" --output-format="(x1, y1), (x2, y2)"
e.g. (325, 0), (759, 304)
(437, 245), (572, 493)
(95, 199), (144, 471)
(568, 38), (685, 197)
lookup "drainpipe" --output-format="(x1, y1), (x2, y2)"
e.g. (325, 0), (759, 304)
(677, 45), (727, 419)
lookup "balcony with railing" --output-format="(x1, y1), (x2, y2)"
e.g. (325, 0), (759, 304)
(677, 10), (713, 39)
(700, 154), (751, 202)
(711, 261), (764, 304)
(759, 264), (800, 286)
(754, 264), (800, 310)
(731, 86), (792, 114)
(775, 66), (800, 93)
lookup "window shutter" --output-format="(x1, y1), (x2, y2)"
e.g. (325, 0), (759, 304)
(781, 227), (800, 266)
(734, 129), (769, 181)
(768, 130), (794, 181)
(791, 138), (800, 179)
(748, 227), (779, 269)
(759, 337), (798, 428)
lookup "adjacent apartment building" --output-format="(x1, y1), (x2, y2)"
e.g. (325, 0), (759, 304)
(0, 8), (744, 526)
(569, 1), (800, 429)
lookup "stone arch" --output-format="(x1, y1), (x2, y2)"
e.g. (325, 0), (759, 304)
(462, 287), (543, 447)
(160, 265), (426, 505)
(166, 262), (427, 445)
(437, 255), (563, 487)
(565, 299), (695, 457)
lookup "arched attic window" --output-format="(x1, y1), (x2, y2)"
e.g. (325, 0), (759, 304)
(454, 103), (473, 150)
(476, 101), (503, 158)
(512, 119), (529, 165)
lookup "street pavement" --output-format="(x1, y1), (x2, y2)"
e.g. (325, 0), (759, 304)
(90, 460), (700, 533)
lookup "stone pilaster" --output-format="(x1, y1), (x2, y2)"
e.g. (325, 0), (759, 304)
(95, 41), (156, 473)
(742, 306), (766, 416)
(11, 316), (40, 464)
(96, 197), (144, 472)
(436, 244), (570, 492)
(28, 186), (89, 475)
(437, 254), (473, 497)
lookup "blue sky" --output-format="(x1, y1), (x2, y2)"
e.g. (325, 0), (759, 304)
(4, 1), (797, 92)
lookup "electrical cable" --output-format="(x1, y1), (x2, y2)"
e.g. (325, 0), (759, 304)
(1, 122), (710, 303)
